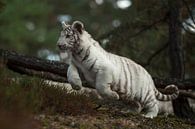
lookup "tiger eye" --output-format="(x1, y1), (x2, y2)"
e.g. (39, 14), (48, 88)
(66, 35), (70, 38)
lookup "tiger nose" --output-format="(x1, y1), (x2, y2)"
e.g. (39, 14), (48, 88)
(57, 44), (66, 49)
(57, 40), (63, 48)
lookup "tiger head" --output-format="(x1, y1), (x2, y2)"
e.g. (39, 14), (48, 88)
(57, 21), (84, 51)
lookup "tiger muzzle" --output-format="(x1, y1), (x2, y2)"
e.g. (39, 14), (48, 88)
(57, 44), (67, 50)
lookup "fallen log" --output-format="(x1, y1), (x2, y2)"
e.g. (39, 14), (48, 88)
(7, 64), (68, 83)
(1, 49), (195, 89)
(0, 49), (92, 88)
(0, 49), (68, 77)
(5, 64), (195, 100)
(1, 49), (195, 99)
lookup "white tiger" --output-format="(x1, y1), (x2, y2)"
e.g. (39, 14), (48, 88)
(56, 21), (179, 118)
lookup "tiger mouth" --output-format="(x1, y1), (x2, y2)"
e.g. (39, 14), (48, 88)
(58, 45), (68, 51)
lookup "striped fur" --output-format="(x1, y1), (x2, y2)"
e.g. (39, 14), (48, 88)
(57, 21), (179, 118)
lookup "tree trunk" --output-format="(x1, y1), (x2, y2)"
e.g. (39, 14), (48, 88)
(168, 0), (184, 78)
(168, 0), (195, 120)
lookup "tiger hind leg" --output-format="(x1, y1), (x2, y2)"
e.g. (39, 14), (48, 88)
(121, 101), (142, 114)
(142, 100), (159, 118)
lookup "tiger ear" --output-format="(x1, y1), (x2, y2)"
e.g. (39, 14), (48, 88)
(72, 21), (84, 34)
(61, 21), (68, 29)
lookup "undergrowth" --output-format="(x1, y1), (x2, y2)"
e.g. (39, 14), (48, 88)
(0, 63), (97, 128)
(0, 63), (194, 129)
(0, 68), (96, 115)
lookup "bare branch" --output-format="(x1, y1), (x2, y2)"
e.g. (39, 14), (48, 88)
(159, 88), (195, 100)
(179, 90), (195, 100)
(98, 14), (168, 41)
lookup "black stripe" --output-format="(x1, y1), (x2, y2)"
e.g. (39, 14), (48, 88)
(161, 94), (165, 101)
(67, 27), (71, 31)
(125, 60), (131, 94)
(168, 95), (172, 100)
(156, 92), (161, 99)
(89, 59), (97, 71)
(73, 31), (78, 41)
(138, 87), (143, 103)
(126, 61), (132, 95)
(76, 48), (83, 55)
(148, 100), (156, 108)
(118, 58), (124, 93)
(121, 59), (128, 90)
(143, 90), (150, 104)
(118, 78), (121, 92)
(72, 53), (76, 59)
(82, 46), (91, 62)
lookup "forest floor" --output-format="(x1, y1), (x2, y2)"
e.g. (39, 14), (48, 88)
(0, 66), (194, 129)
(35, 110), (195, 129)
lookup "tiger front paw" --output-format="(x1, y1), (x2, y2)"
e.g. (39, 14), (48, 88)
(102, 91), (119, 101)
(69, 79), (82, 90)
(111, 92), (120, 100)
(71, 83), (82, 90)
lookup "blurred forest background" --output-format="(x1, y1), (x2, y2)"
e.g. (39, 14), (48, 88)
(0, 0), (195, 78)
(0, 0), (195, 128)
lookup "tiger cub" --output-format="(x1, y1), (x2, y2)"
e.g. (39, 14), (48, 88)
(57, 21), (179, 118)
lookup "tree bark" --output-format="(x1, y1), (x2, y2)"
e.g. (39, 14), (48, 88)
(0, 49), (68, 77)
(168, 0), (195, 120)
(168, 0), (184, 79)
(7, 64), (68, 83)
